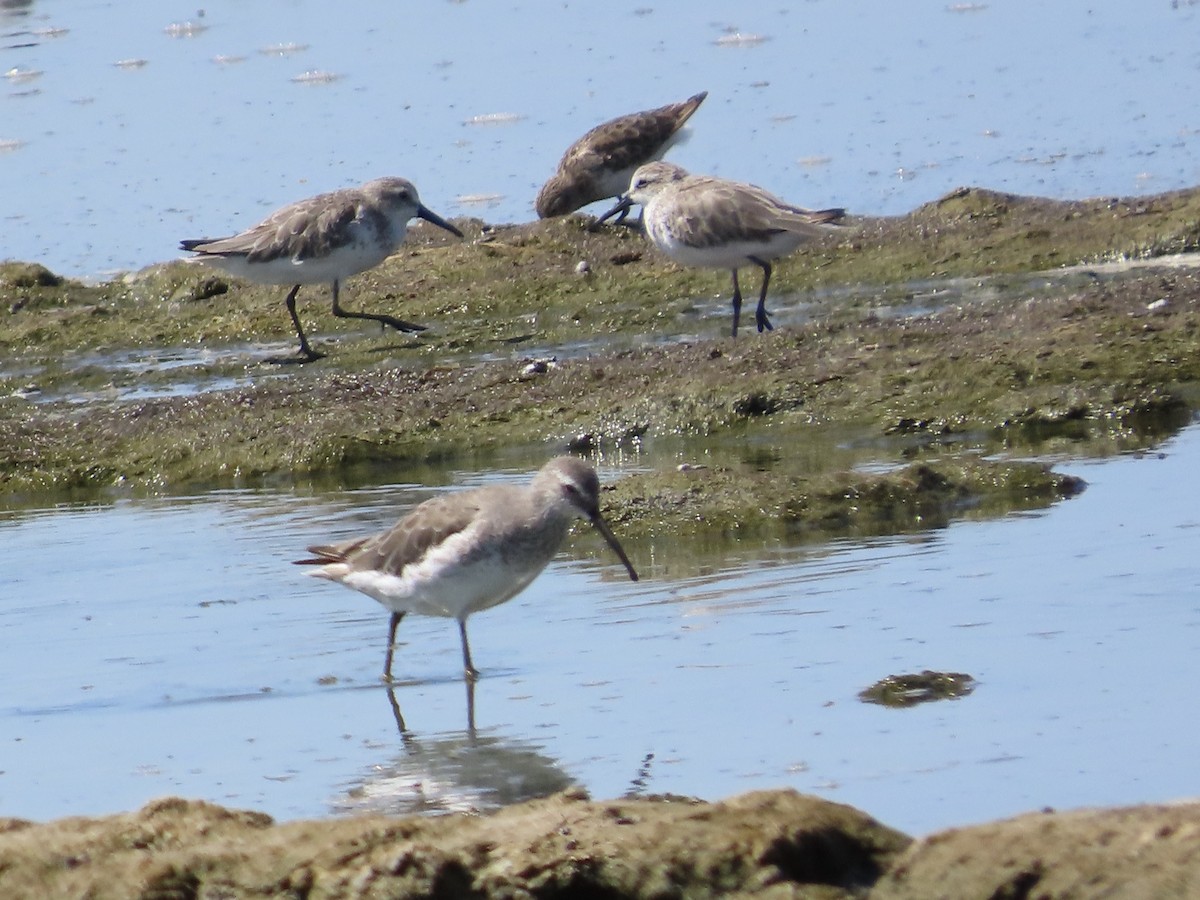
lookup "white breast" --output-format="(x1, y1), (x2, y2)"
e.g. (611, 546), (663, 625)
(314, 523), (558, 621)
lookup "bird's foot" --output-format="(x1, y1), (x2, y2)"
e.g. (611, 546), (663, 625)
(266, 347), (325, 365)
(378, 315), (428, 335)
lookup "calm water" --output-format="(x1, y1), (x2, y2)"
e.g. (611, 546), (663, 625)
(2, 426), (1199, 835)
(3, 0), (1200, 839)
(2, 0), (1200, 279)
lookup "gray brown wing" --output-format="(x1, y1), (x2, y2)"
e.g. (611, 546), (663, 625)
(183, 188), (364, 263)
(561, 91), (707, 173)
(676, 176), (844, 245)
(296, 494), (482, 576)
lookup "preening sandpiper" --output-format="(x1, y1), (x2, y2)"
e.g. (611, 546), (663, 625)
(180, 176), (463, 362)
(296, 456), (639, 682)
(535, 91), (707, 222)
(601, 161), (846, 336)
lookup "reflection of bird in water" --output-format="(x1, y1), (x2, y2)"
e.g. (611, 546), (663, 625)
(332, 681), (574, 817)
(297, 456), (638, 682)
(386, 678), (477, 737)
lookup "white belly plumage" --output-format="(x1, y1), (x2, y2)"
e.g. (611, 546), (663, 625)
(647, 219), (807, 270)
(207, 239), (394, 286)
(312, 524), (557, 621)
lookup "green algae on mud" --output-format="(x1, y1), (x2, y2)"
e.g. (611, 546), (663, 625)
(3, 184), (1200, 541)
(7, 182), (1200, 360)
(602, 457), (1085, 544)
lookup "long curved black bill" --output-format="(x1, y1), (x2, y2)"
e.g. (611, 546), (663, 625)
(590, 514), (639, 582)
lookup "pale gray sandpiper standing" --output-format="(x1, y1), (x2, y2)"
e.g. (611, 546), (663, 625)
(296, 456), (639, 682)
(534, 91), (707, 222)
(180, 176), (463, 362)
(600, 161), (847, 336)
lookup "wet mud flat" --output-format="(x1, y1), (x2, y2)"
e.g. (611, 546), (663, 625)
(4, 184), (1200, 895)
(3, 185), (1200, 526)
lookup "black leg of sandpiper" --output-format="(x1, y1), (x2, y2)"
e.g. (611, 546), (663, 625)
(284, 285), (324, 362)
(459, 619), (479, 682)
(383, 611), (405, 682)
(329, 281), (427, 336)
(750, 256), (775, 333)
(730, 270), (744, 337)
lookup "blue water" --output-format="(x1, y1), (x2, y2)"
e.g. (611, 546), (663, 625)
(2, 0), (1199, 279)
(2, 427), (1199, 835)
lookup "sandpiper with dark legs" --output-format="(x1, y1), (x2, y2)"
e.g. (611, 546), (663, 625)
(600, 161), (847, 336)
(535, 91), (707, 223)
(180, 176), (463, 362)
(296, 456), (639, 682)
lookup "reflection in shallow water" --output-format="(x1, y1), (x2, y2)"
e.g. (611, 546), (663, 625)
(333, 682), (574, 817)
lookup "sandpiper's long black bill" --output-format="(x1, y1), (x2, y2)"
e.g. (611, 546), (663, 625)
(417, 205), (464, 238)
(590, 515), (639, 582)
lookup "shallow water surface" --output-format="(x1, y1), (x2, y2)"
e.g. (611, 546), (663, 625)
(2, 427), (1199, 835)
(2, 0), (1199, 279)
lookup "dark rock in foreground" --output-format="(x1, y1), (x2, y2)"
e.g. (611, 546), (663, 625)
(872, 801), (1200, 899)
(1, 789), (1198, 898)
(0, 789), (905, 899)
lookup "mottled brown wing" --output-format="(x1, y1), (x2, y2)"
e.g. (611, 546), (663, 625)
(562, 92), (707, 174)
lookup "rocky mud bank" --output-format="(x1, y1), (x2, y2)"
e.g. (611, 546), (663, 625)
(1, 789), (1197, 898)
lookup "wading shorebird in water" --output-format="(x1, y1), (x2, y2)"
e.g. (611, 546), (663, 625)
(296, 457), (639, 682)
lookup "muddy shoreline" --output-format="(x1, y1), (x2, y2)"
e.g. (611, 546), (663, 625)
(3, 185), (1200, 529)
(4, 184), (1200, 895)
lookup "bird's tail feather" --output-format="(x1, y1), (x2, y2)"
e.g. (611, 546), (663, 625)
(294, 537), (368, 566)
